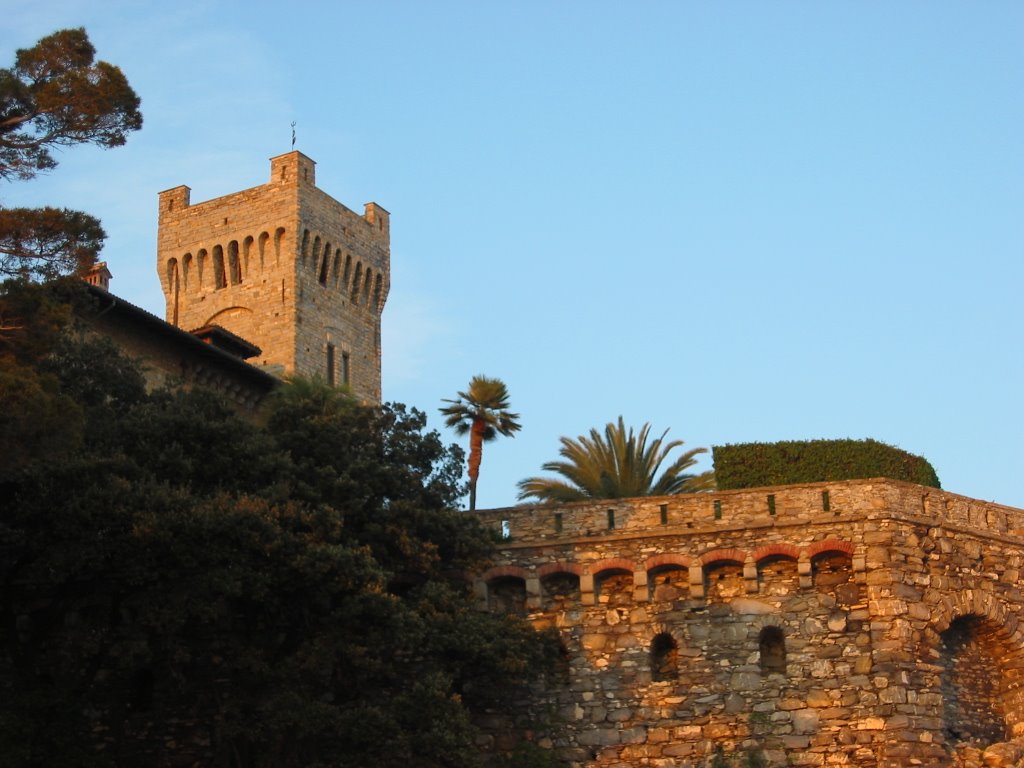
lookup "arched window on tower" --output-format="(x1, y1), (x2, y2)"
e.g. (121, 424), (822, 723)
(274, 228), (285, 265)
(351, 263), (363, 302)
(318, 241), (331, 285)
(759, 626), (786, 674)
(243, 235), (254, 273)
(228, 240), (241, 284)
(651, 632), (679, 682)
(197, 249), (208, 288)
(212, 245), (226, 289)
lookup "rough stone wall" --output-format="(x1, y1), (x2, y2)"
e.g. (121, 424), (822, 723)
(474, 480), (1024, 767)
(157, 152), (389, 402)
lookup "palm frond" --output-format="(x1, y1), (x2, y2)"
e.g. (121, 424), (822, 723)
(517, 417), (714, 502)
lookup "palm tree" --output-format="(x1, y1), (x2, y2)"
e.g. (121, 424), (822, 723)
(517, 416), (714, 503)
(440, 375), (521, 511)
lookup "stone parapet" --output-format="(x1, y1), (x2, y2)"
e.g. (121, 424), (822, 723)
(474, 479), (1024, 767)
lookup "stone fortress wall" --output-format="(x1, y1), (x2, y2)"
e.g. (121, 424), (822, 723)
(157, 152), (389, 402)
(474, 479), (1024, 767)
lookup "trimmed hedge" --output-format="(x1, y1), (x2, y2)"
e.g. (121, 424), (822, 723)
(712, 439), (940, 490)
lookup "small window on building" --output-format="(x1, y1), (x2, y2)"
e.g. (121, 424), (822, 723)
(326, 343), (336, 386)
(500, 520), (511, 539)
(341, 352), (351, 386)
(759, 626), (786, 674)
(651, 632), (679, 682)
(554, 512), (563, 533)
(607, 509), (615, 529)
(659, 503), (669, 525)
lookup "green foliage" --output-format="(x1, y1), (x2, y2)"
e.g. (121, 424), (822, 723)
(0, 28), (142, 182)
(1, 27), (142, 279)
(518, 416), (714, 503)
(0, 313), (558, 767)
(440, 374), (521, 510)
(0, 206), (107, 281)
(712, 438), (940, 490)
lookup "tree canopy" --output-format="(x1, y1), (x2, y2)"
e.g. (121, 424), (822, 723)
(0, 28), (142, 280)
(0, 283), (561, 767)
(440, 375), (521, 511)
(517, 416), (715, 503)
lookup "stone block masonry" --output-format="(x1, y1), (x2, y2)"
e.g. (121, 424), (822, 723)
(157, 152), (389, 403)
(474, 479), (1024, 767)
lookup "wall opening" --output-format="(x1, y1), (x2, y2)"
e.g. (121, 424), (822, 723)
(940, 614), (1010, 745)
(813, 551), (860, 606)
(757, 555), (800, 597)
(326, 343), (336, 386)
(540, 572), (580, 612)
(351, 263), (363, 302)
(212, 245), (226, 289)
(487, 576), (527, 616)
(318, 241), (331, 285)
(595, 569), (632, 606)
(704, 560), (745, 601)
(651, 632), (679, 682)
(228, 240), (241, 284)
(759, 626), (786, 674)
(273, 228), (285, 265)
(649, 565), (687, 602)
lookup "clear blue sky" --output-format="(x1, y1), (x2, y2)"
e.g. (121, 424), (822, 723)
(4, 2), (1022, 510)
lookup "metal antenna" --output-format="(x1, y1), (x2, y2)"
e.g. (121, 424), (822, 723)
(291, 121), (297, 150)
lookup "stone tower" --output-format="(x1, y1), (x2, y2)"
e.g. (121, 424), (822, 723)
(157, 151), (389, 402)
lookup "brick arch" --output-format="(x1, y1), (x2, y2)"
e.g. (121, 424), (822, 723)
(753, 544), (800, 563)
(481, 565), (530, 583)
(805, 539), (854, 559)
(589, 558), (636, 577)
(701, 548), (747, 566)
(537, 561), (582, 578)
(646, 554), (695, 571)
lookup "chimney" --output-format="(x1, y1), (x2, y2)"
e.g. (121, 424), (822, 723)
(83, 262), (112, 291)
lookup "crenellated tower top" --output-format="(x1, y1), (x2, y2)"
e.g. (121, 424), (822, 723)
(157, 151), (390, 402)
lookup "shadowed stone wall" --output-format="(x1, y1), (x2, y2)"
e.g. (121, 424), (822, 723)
(474, 479), (1024, 767)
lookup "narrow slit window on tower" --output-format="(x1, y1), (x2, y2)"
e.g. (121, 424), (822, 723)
(659, 503), (669, 525)
(607, 509), (615, 530)
(822, 490), (831, 513)
(713, 500), (722, 520)
(767, 494), (776, 516)
(341, 352), (351, 386)
(326, 343), (336, 386)
(554, 512), (563, 533)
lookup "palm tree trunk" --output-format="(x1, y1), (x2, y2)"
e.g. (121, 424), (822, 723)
(468, 418), (485, 511)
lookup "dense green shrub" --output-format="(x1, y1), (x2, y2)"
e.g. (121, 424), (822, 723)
(712, 439), (940, 490)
